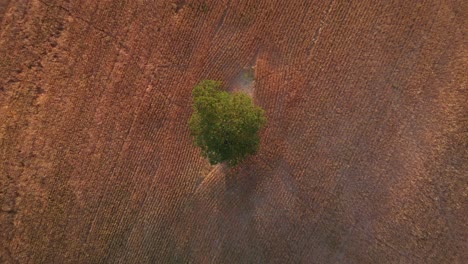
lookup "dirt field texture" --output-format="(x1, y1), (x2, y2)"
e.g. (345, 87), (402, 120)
(0, 0), (467, 263)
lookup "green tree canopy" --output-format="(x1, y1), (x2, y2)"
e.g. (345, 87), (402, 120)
(189, 80), (266, 166)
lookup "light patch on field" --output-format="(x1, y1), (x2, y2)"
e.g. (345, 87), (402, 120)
(230, 66), (255, 96)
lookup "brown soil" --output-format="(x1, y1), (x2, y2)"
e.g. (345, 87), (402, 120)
(0, 0), (466, 263)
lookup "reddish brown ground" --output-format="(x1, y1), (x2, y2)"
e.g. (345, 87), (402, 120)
(0, 0), (467, 263)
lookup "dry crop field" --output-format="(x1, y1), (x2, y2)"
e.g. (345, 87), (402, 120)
(0, 0), (466, 263)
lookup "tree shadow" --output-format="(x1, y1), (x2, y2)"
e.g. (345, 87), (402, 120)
(176, 160), (266, 263)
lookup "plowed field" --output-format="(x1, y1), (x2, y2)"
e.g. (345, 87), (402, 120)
(0, 0), (466, 263)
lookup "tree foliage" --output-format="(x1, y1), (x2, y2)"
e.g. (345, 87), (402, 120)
(189, 80), (266, 166)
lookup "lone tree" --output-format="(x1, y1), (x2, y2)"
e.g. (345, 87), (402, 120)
(189, 80), (266, 166)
